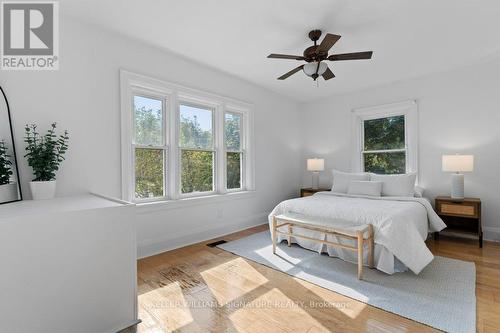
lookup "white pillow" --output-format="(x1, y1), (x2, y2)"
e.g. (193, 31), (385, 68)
(370, 173), (417, 197)
(331, 169), (370, 193)
(347, 181), (382, 197)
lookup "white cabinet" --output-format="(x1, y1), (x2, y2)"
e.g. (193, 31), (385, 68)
(0, 194), (138, 333)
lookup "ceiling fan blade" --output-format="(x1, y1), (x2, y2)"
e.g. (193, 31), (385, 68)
(322, 67), (335, 80)
(277, 65), (304, 80)
(268, 53), (305, 60)
(328, 51), (373, 61)
(316, 33), (341, 53)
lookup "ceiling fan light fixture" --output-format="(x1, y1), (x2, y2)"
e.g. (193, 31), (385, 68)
(303, 62), (327, 77)
(268, 30), (372, 81)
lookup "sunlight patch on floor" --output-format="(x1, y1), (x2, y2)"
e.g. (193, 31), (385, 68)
(254, 245), (297, 271)
(137, 303), (164, 333)
(138, 281), (193, 332)
(229, 287), (331, 333)
(200, 257), (268, 306)
(293, 277), (367, 319)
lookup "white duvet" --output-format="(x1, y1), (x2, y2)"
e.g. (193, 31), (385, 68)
(268, 192), (446, 274)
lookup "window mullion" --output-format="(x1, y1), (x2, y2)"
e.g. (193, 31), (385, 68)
(241, 113), (247, 190)
(216, 105), (226, 194)
(169, 92), (179, 200)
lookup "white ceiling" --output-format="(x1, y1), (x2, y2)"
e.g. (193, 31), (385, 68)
(63, 0), (500, 102)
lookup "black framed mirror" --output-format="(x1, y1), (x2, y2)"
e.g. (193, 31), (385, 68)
(0, 86), (22, 204)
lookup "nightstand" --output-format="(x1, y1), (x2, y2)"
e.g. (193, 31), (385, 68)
(435, 196), (482, 247)
(300, 187), (330, 197)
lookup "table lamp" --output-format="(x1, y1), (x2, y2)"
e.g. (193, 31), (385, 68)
(307, 158), (324, 190)
(442, 154), (474, 200)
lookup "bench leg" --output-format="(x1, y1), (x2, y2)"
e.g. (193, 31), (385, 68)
(357, 231), (364, 280)
(272, 216), (277, 254)
(368, 224), (374, 269)
(287, 225), (292, 247)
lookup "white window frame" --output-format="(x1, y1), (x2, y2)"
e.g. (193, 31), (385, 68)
(351, 100), (418, 175)
(120, 70), (255, 205)
(132, 92), (169, 202)
(177, 100), (217, 199)
(224, 109), (246, 192)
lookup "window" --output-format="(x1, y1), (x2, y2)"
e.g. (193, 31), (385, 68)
(133, 96), (166, 199)
(179, 104), (214, 194)
(120, 71), (254, 203)
(363, 115), (405, 174)
(225, 112), (243, 190)
(352, 101), (417, 175)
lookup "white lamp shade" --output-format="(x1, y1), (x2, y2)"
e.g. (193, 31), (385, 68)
(303, 62), (327, 76)
(307, 158), (325, 172)
(442, 155), (474, 172)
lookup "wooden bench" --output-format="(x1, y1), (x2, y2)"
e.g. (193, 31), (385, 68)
(272, 214), (374, 280)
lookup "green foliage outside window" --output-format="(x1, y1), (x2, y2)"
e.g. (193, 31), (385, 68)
(180, 112), (212, 149)
(363, 115), (406, 174)
(135, 148), (164, 198)
(181, 150), (213, 193)
(364, 152), (406, 174)
(225, 113), (241, 151)
(180, 105), (214, 193)
(225, 113), (242, 189)
(364, 115), (405, 150)
(134, 96), (164, 199)
(134, 96), (162, 146)
(227, 152), (241, 189)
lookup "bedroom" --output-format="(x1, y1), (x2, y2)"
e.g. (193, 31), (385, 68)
(0, 0), (498, 332)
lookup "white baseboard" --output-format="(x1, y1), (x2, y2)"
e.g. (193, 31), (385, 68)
(483, 226), (500, 242)
(137, 212), (268, 259)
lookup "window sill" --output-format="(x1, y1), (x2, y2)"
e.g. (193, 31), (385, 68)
(136, 190), (256, 214)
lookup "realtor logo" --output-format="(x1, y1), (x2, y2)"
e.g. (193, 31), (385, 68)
(1, 1), (59, 70)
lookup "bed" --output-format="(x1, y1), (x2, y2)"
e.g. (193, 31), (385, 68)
(268, 191), (446, 275)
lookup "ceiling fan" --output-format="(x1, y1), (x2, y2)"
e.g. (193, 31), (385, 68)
(267, 30), (373, 81)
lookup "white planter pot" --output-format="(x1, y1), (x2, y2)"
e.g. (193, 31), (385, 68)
(0, 182), (18, 202)
(30, 180), (57, 200)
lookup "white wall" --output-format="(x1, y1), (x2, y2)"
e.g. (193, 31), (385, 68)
(301, 57), (500, 241)
(0, 18), (302, 257)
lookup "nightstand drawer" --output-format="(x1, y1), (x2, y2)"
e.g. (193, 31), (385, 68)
(437, 202), (479, 218)
(439, 202), (477, 217)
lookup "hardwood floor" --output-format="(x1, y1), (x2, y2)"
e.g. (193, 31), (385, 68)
(136, 225), (500, 333)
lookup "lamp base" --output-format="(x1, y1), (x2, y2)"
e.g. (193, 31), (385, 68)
(450, 173), (465, 200)
(311, 172), (319, 190)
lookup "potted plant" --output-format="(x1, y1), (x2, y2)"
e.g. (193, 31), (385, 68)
(0, 140), (18, 202)
(24, 123), (69, 200)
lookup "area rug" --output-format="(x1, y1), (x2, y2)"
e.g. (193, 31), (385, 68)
(217, 230), (476, 333)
